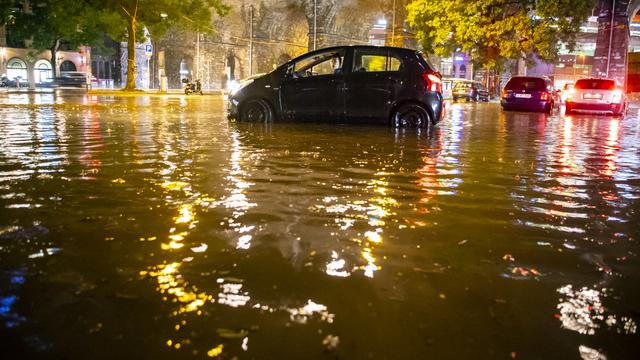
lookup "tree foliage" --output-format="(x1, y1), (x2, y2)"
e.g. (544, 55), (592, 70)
(2, 0), (105, 77)
(406, 0), (596, 70)
(91, 0), (230, 90)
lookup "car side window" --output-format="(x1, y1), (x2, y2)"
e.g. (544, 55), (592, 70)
(292, 50), (345, 78)
(353, 50), (403, 73)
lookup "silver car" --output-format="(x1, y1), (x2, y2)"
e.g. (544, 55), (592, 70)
(565, 78), (627, 116)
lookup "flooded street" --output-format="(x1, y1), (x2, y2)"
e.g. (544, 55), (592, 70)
(1, 93), (639, 359)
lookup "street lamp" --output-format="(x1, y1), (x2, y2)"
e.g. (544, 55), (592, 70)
(0, 47), (6, 71)
(391, 0), (396, 46)
(313, 0), (317, 51)
(249, 5), (254, 75)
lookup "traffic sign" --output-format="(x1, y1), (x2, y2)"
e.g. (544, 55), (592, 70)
(145, 44), (153, 57)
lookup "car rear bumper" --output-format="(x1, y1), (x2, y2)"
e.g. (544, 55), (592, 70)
(566, 101), (624, 114)
(501, 100), (550, 112)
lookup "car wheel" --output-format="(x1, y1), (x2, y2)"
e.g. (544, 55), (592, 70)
(392, 104), (431, 128)
(240, 99), (273, 123)
(614, 105), (626, 117)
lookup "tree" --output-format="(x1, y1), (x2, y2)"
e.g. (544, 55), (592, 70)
(406, 0), (596, 71)
(3, 0), (105, 78)
(93, 0), (229, 90)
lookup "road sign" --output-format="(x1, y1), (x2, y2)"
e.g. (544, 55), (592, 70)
(145, 44), (153, 57)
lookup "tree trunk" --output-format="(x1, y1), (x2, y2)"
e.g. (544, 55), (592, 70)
(125, 17), (137, 90)
(50, 38), (60, 78)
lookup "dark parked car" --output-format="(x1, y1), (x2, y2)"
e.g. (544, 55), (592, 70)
(565, 78), (627, 116)
(53, 72), (88, 89)
(228, 45), (444, 128)
(452, 80), (489, 102)
(501, 76), (556, 113)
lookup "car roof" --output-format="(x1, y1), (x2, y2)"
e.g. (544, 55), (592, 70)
(576, 77), (615, 81)
(303, 45), (418, 56)
(509, 76), (549, 81)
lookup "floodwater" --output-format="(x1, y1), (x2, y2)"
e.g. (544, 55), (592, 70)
(0, 93), (639, 359)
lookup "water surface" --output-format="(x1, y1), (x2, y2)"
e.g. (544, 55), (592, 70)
(0, 93), (639, 359)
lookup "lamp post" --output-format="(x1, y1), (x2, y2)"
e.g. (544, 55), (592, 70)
(249, 5), (254, 76)
(196, 30), (200, 80)
(313, 0), (317, 50)
(391, 0), (396, 47)
(606, 0), (615, 78)
(0, 47), (6, 74)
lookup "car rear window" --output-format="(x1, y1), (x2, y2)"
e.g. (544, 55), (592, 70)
(417, 52), (436, 72)
(454, 82), (472, 89)
(574, 79), (615, 90)
(505, 77), (546, 91)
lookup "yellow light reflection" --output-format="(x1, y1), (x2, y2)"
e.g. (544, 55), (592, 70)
(207, 344), (224, 357)
(174, 204), (194, 224)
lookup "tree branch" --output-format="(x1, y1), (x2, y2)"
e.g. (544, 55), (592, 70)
(120, 0), (131, 18)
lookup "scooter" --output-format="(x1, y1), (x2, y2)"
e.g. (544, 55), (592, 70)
(182, 78), (203, 95)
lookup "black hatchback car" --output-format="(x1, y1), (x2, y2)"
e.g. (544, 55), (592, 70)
(501, 76), (556, 113)
(228, 46), (444, 128)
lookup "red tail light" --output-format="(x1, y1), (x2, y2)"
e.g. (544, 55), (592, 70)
(422, 71), (442, 93)
(540, 91), (550, 101)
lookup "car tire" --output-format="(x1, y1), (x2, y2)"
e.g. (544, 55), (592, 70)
(391, 104), (431, 129)
(614, 104), (626, 117)
(240, 99), (273, 123)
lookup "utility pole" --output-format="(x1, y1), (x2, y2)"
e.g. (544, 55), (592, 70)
(249, 5), (254, 75)
(606, 0), (615, 78)
(195, 29), (200, 79)
(313, 0), (317, 50)
(391, 0), (396, 47)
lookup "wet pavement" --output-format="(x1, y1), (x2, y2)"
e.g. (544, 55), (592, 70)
(0, 93), (639, 359)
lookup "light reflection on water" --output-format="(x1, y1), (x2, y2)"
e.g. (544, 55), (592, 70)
(0, 95), (639, 358)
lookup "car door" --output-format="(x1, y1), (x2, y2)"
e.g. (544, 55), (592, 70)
(343, 48), (403, 122)
(279, 49), (346, 121)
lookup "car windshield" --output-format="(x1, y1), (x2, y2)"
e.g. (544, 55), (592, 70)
(574, 79), (615, 90)
(505, 77), (545, 91)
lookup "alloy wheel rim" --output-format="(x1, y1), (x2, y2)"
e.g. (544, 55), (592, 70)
(396, 107), (424, 127)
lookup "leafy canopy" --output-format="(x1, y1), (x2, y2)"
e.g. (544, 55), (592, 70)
(93, 0), (230, 42)
(406, 0), (596, 70)
(5, 0), (105, 52)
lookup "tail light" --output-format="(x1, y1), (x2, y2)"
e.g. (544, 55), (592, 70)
(540, 91), (550, 101)
(611, 89), (623, 103)
(501, 89), (507, 99)
(422, 71), (442, 93)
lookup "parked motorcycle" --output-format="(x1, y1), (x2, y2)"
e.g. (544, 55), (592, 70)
(182, 78), (203, 95)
